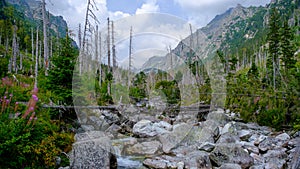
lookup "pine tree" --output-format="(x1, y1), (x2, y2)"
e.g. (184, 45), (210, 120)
(280, 20), (296, 73)
(46, 34), (78, 106)
(267, 7), (281, 89)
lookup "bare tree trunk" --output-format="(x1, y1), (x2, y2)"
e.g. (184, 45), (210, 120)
(95, 25), (99, 72)
(12, 24), (17, 73)
(39, 40), (42, 68)
(112, 21), (116, 70)
(31, 28), (34, 61)
(128, 27), (133, 90)
(35, 27), (39, 88)
(99, 31), (102, 87)
(42, 0), (49, 76)
(107, 17), (111, 71)
(78, 23), (82, 50)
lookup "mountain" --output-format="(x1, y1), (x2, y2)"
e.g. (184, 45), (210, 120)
(141, 4), (266, 71)
(5, 0), (68, 38)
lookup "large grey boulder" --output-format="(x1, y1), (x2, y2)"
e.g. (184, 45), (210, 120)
(220, 163), (242, 169)
(209, 144), (254, 169)
(159, 123), (192, 153)
(263, 148), (288, 169)
(70, 131), (116, 169)
(132, 120), (171, 138)
(125, 140), (161, 155)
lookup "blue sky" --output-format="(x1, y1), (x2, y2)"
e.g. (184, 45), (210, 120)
(47, 0), (271, 68)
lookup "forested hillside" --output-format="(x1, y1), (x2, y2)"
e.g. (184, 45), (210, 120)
(0, 0), (76, 168)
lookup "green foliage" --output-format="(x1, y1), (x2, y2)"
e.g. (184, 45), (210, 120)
(155, 80), (181, 117)
(0, 77), (74, 168)
(129, 72), (147, 102)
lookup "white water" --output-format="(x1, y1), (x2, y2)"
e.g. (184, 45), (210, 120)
(117, 156), (143, 169)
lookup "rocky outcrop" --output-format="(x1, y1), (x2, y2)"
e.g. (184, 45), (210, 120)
(69, 131), (117, 169)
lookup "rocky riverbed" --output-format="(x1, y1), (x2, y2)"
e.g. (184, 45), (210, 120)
(61, 106), (300, 169)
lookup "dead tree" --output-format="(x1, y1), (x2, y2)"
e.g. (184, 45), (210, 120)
(111, 21), (116, 69)
(81, 0), (99, 74)
(42, 0), (49, 76)
(128, 26), (133, 90)
(31, 28), (34, 61)
(35, 27), (39, 88)
(107, 17), (111, 71)
(12, 24), (18, 73)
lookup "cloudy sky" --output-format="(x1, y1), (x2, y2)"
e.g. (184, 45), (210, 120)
(46, 0), (270, 69)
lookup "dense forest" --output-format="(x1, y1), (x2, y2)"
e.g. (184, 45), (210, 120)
(0, 0), (299, 168)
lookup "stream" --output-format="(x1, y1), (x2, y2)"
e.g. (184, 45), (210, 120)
(117, 156), (143, 169)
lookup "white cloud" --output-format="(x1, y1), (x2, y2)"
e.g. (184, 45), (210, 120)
(136, 0), (160, 14)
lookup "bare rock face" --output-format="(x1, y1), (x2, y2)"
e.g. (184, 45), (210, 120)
(209, 144), (254, 169)
(69, 131), (116, 169)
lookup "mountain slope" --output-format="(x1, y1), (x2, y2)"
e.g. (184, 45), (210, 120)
(5, 0), (68, 37)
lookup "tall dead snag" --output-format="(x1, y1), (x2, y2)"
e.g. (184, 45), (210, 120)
(111, 21), (116, 70)
(107, 17), (111, 71)
(81, 0), (99, 74)
(42, 0), (49, 76)
(128, 26), (133, 90)
(12, 24), (18, 73)
(35, 27), (39, 88)
(95, 25), (99, 70)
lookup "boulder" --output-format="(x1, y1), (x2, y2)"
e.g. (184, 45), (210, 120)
(209, 144), (254, 169)
(159, 123), (192, 153)
(143, 158), (167, 169)
(258, 137), (282, 152)
(275, 133), (290, 142)
(133, 120), (171, 138)
(125, 141), (161, 155)
(184, 151), (212, 169)
(216, 133), (241, 144)
(288, 146), (300, 169)
(238, 130), (252, 141)
(198, 142), (216, 152)
(69, 131), (116, 169)
(263, 148), (288, 169)
(206, 109), (229, 126)
(220, 163), (242, 169)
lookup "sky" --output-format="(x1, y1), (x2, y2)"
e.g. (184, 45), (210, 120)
(46, 0), (271, 69)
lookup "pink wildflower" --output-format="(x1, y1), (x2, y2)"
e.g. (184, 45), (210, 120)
(32, 95), (38, 101)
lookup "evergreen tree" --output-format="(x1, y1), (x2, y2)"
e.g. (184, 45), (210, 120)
(46, 34), (78, 106)
(280, 20), (296, 72)
(267, 7), (281, 89)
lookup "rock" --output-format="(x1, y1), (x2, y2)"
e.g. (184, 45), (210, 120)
(177, 162), (184, 169)
(238, 130), (252, 141)
(250, 153), (264, 165)
(258, 137), (282, 152)
(288, 146), (300, 169)
(206, 109), (229, 125)
(70, 131), (116, 169)
(143, 158), (167, 169)
(242, 142), (259, 154)
(182, 120), (219, 145)
(153, 121), (173, 131)
(221, 122), (236, 135)
(248, 134), (267, 146)
(184, 151), (212, 169)
(125, 141), (161, 155)
(159, 123), (192, 153)
(111, 137), (137, 156)
(81, 125), (95, 131)
(133, 120), (171, 138)
(249, 165), (265, 169)
(263, 148), (287, 169)
(209, 144), (254, 169)
(216, 133), (240, 144)
(198, 142), (216, 152)
(220, 163), (242, 169)
(275, 133), (290, 142)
